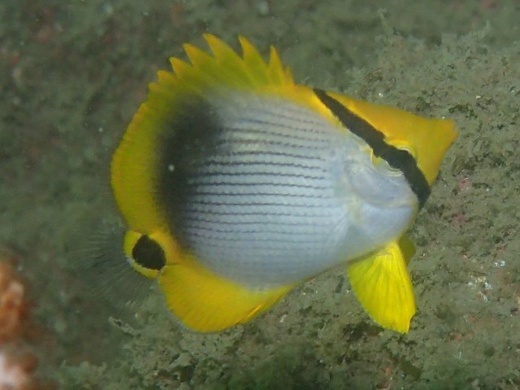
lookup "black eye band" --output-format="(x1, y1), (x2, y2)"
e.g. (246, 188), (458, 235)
(313, 88), (430, 208)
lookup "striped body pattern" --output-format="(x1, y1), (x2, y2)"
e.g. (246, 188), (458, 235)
(159, 91), (416, 287)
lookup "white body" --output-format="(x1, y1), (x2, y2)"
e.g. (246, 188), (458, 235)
(174, 92), (417, 287)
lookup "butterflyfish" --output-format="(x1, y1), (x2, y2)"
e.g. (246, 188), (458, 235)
(110, 35), (457, 333)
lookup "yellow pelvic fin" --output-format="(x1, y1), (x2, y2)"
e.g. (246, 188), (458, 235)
(346, 237), (416, 333)
(158, 255), (293, 332)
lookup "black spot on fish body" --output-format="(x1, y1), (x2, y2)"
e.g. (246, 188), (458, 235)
(132, 235), (166, 271)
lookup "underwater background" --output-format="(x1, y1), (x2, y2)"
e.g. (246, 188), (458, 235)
(1, 0), (519, 388)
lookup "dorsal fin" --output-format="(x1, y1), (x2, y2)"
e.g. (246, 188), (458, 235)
(171, 34), (294, 90)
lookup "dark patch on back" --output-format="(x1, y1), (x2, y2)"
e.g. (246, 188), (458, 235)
(156, 95), (226, 247)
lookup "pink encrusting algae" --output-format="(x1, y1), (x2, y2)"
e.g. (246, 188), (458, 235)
(0, 249), (50, 390)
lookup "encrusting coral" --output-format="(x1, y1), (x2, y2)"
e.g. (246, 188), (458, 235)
(0, 248), (47, 390)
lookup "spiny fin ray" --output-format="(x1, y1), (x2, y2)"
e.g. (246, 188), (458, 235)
(166, 34), (293, 92)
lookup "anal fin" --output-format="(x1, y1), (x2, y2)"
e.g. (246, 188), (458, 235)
(158, 256), (292, 333)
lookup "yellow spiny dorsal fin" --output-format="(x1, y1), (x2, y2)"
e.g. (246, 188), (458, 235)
(171, 34), (294, 91)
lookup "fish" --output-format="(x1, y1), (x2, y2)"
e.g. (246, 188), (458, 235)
(110, 34), (457, 333)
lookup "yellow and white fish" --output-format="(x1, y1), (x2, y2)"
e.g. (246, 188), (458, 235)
(110, 35), (457, 333)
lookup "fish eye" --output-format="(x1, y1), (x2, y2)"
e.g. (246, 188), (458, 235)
(393, 142), (417, 160)
(369, 151), (398, 172)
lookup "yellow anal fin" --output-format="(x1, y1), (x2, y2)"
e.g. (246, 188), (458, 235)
(158, 256), (292, 333)
(347, 238), (416, 333)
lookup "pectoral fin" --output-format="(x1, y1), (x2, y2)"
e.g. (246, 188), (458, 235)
(347, 237), (416, 333)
